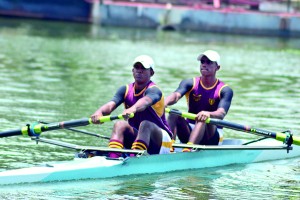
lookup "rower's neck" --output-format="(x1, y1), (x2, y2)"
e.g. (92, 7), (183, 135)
(134, 81), (150, 93)
(200, 77), (218, 88)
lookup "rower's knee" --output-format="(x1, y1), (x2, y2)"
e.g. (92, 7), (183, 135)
(112, 121), (129, 137)
(139, 120), (153, 129)
(113, 120), (128, 129)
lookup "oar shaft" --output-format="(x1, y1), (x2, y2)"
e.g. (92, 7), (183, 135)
(209, 118), (300, 146)
(43, 118), (91, 131)
(166, 108), (300, 146)
(27, 118), (92, 136)
(39, 120), (110, 140)
(208, 118), (277, 139)
(0, 113), (134, 138)
(0, 129), (23, 137)
(0, 119), (92, 138)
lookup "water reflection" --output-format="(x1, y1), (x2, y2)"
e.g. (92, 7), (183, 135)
(1, 17), (300, 49)
(211, 159), (300, 199)
(0, 160), (298, 199)
(0, 169), (217, 199)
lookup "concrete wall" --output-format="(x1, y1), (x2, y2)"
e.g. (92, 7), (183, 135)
(100, 4), (300, 37)
(0, 1), (299, 37)
(291, 17), (300, 32)
(101, 5), (162, 28)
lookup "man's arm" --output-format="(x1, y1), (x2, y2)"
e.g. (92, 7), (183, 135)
(91, 85), (126, 123)
(218, 86), (234, 115)
(196, 86), (233, 121)
(165, 78), (193, 106)
(122, 86), (161, 115)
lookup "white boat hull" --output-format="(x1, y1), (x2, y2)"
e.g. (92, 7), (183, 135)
(0, 139), (299, 185)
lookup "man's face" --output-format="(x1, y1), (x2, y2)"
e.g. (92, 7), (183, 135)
(199, 56), (219, 76)
(132, 63), (152, 84)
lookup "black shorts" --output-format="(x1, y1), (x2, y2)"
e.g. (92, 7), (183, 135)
(200, 128), (220, 145)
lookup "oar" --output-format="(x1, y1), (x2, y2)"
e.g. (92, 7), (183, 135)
(165, 108), (300, 146)
(0, 114), (134, 138)
(38, 120), (110, 140)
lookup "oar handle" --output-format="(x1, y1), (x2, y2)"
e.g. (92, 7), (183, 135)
(165, 108), (300, 146)
(165, 108), (198, 121)
(98, 113), (134, 123)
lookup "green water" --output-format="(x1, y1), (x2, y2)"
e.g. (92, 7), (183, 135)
(0, 17), (299, 199)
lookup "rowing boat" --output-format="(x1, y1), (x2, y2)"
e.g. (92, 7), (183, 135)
(0, 109), (299, 185)
(0, 137), (299, 185)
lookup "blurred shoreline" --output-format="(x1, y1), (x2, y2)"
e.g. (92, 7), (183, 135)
(0, 0), (300, 37)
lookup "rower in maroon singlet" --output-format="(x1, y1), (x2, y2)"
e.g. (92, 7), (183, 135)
(165, 50), (233, 151)
(91, 55), (173, 157)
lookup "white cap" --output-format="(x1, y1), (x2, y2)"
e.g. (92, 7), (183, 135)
(133, 55), (155, 71)
(197, 50), (221, 66)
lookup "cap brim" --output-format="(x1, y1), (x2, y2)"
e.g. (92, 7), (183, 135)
(134, 61), (152, 69)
